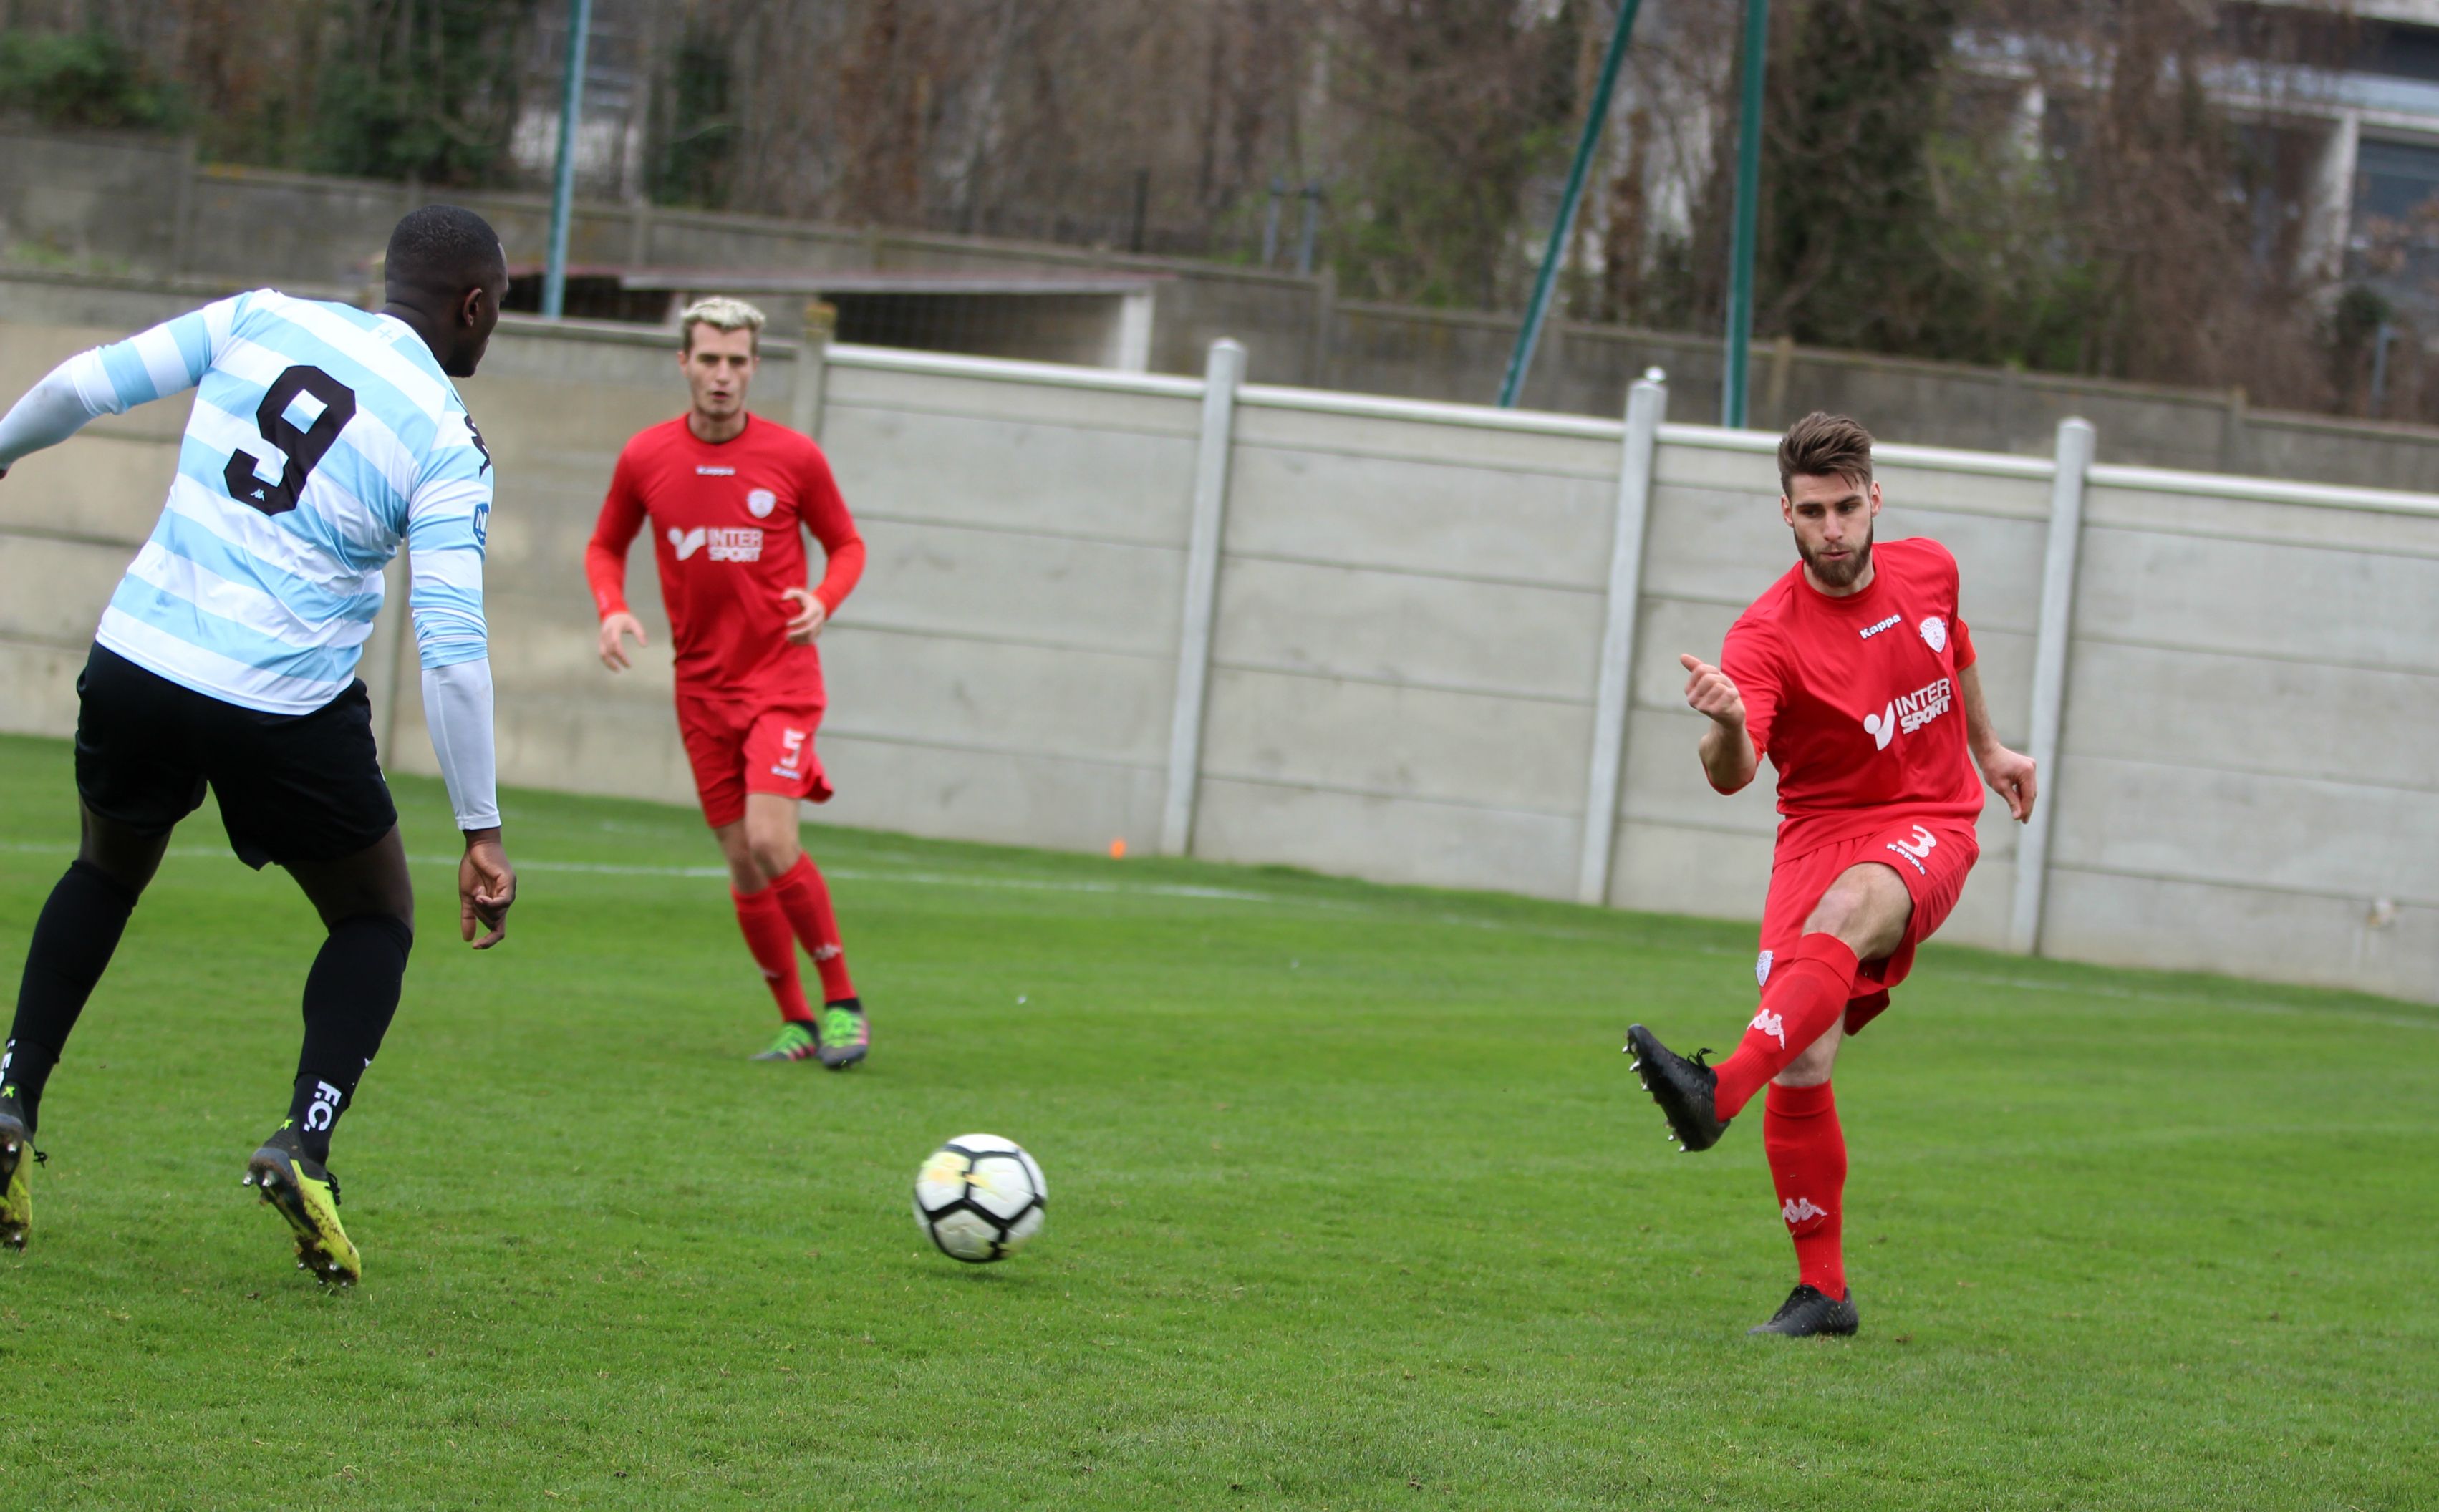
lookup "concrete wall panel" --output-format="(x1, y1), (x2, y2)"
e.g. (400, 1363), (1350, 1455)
(0, 433), (177, 544)
(2057, 640), (2439, 789)
(0, 536), (130, 645)
(2077, 526), (2439, 672)
(2051, 755), (2438, 904)
(0, 642), (87, 738)
(1199, 668), (1589, 814)
(1225, 442), (1613, 586)
(1606, 820), (1776, 923)
(824, 630), (1175, 767)
(2086, 480), (2439, 556)
(2040, 868), (2435, 1002)
(851, 521), (1184, 657)
(1190, 777), (1578, 899)
(823, 402), (1198, 548)
(826, 361), (1201, 442)
(1212, 556), (1602, 700)
(818, 735), (1171, 856)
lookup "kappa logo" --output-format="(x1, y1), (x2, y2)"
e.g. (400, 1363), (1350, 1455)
(1863, 675), (1954, 750)
(811, 942), (842, 962)
(746, 488), (778, 519)
(1919, 615), (1948, 652)
(1755, 949), (1774, 987)
(302, 1079), (343, 1133)
(670, 525), (764, 563)
(1749, 1007), (1787, 1047)
(1782, 1196), (1829, 1227)
(1858, 613), (1902, 639)
(1883, 823), (1938, 876)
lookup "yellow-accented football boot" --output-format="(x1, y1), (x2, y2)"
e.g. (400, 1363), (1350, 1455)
(0, 1088), (36, 1251)
(244, 1125), (360, 1286)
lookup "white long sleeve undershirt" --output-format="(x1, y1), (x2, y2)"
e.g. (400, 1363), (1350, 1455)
(0, 360), (106, 469)
(421, 657), (502, 831)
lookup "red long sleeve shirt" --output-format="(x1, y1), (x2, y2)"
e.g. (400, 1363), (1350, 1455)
(584, 413), (865, 702)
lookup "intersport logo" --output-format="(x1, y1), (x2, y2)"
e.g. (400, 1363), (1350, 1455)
(1862, 676), (1953, 750)
(668, 525), (765, 563)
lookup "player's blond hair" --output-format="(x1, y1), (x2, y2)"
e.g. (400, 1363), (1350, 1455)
(679, 296), (767, 355)
(1777, 412), (1874, 497)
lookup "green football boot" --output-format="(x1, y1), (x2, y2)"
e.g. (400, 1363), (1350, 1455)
(816, 999), (869, 1070)
(751, 1020), (820, 1062)
(0, 1088), (37, 1251)
(244, 1125), (360, 1286)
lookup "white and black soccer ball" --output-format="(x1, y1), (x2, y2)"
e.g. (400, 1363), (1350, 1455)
(913, 1134), (1046, 1263)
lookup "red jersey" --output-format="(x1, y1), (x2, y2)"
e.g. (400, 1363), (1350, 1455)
(584, 413), (866, 702)
(1721, 536), (1982, 858)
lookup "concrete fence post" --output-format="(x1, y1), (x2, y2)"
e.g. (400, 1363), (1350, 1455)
(1576, 369), (1668, 905)
(788, 302), (836, 440)
(2011, 416), (2095, 954)
(1161, 338), (1246, 857)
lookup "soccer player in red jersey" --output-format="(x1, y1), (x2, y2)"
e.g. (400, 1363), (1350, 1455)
(583, 298), (872, 1067)
(1626, 412), (2038, 1337)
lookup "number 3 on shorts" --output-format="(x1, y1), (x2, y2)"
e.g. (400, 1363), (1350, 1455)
(223, 364), (359, 518)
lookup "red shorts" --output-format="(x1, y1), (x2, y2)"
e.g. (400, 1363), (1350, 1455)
(675, 690), (833, 829)
(1757, 815), (1979, 1036)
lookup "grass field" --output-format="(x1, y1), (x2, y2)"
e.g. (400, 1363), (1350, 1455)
(0, 731), (2430, 1509)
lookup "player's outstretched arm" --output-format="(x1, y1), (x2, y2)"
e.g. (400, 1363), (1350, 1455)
(1957, 659), (2036, 822)
(0, 300), (231, 476)
(1681, 653), (1759, 794)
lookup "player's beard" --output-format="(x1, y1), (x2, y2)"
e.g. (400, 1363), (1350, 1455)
(1799, 523), (1873, 589)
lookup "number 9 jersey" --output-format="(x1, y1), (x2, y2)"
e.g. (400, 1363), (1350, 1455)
(26, 289), (492, 716)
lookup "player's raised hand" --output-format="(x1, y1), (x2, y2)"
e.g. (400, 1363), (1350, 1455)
(1680, 653), (1745, 727)
(781, 587), (827, 645)
(459, 829), (516, 949)
(1978, 745), (2038, 823)
(597, 611), (647, 671)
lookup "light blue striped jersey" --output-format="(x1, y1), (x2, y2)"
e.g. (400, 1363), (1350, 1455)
(68, 289), (491, 714)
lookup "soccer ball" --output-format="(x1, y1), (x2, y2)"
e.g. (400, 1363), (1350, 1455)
(913, 1134), (1047, 1263)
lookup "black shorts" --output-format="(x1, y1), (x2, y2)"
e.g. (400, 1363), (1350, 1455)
(74, 643), (399, 871)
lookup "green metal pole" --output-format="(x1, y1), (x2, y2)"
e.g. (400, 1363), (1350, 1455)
(1497, 0), (1644, 409)
(543, 0), (594, 320)
(1721, 0), (1768, 427)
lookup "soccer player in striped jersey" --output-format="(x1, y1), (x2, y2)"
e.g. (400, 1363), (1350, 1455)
(0, 205), (519, 1285)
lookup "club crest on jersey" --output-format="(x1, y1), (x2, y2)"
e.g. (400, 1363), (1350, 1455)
(1919, 616), (1948, 652)
(746, 488), (777, 519)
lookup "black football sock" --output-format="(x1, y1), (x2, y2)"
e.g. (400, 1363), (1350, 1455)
(287, 914), (412, 1165)
(7, 861), (140, 1133)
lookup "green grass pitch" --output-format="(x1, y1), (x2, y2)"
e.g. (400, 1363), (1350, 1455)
(0, 731), (2430, 1508)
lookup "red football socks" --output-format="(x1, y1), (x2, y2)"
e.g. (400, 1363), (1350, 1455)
(1764, 1080), (1847, 1297)
(733, 884), (813, 1023)
(1711, 932), (1861, 1119)
(771, 854), (856, 1004)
